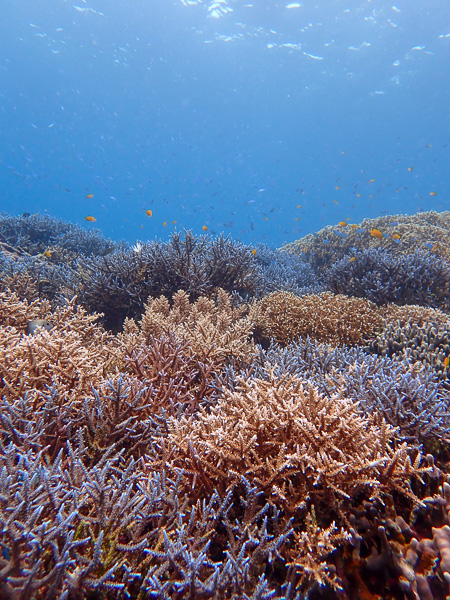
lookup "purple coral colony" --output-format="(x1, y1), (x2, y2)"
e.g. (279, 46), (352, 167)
(1, 209), (450, 600)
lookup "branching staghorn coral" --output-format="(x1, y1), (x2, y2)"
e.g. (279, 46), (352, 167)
(249, 291), (383, 347)
(73, 231), (261, 331)
(370, 318), (450, 382)
(125, 288), (256, 368)
(324, 248), (450, 311)
(0, 442), (152, 599)
(283, 210), (450, 270)
(137, 476), (295, 600)
(150, 371), (428, 515)
(244, 339), (450, 449)
(0, 250), (71, 303)
(382, 303), (450, 329)
(0, 212), (118, 260)
(253, 244), (322, 297)
(287, 508), (349, 593)
(0, 294), (112, 411)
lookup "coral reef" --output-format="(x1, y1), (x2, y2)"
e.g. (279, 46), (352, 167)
(283, 210), (450, 270)
(250, 291), (383, 347)
(370, 318), (450, 382)
(253, 244), (322, 297)
(2, 210), (450, 599)
(131, 287), (256, 367)
(324, 248), (450, 311)
(72, 231), (261, 331)
(0, 212), (118, 260)
(236, 338), (450, 449)
(154, 371), (427, 511)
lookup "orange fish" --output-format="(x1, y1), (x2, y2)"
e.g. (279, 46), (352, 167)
(430, 192), (437, 196)
(85, 194), (94, 199)
(172, 220), (177, 224)
(350, 257), (356, 262)
(392, 233), (401, 240)
(85, 216), (96, 222)
(350, 224), (359, 229)
(251, 249), (257, 256)
(369, 179), (375, 184)
(163, 221), (167, 227)
(202, 225), (209, 231)
(370, 228), (384, 239)
(444, 356), (449, 369)
(356, 193), (362, 198)
(297, 204), (302, 208)
(407, 167), (414, 172)
(333, 200), (338, 204)
(338, 221), (348, 227)
(145, 209), (153, 217)
(43, 250), (53, 258)
(335, 186), (340, 190)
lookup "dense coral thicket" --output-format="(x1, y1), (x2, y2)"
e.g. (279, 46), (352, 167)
(253, 244), (322, 297)
(156, 372), (426, 511)
(247, 338), (450, 448)
(370, 318), (450, 382)
(324, 248), (450, 311)
(128, 287), (256, 367)
(71, 231), (261, 330)
(0, 212), (118, 259)
(283, 209), (450, 269)
(250, 291), (383, 346)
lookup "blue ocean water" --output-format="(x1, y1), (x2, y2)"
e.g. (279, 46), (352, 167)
(0, 0), (449, 248)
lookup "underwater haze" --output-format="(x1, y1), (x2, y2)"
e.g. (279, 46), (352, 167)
(1, 0), (449, 247)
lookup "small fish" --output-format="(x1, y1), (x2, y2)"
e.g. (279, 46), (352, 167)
(338, 221), (348, 227)
(424, 242), (434, 249)
(370, 228), (384, 239)
(42, 250), (53, 258)
(429, 191), (437, 196)
(444, 356), (449, 369)
(85, 216), (96, 222)
(392, 233), (401, 240)
(297, 204), (302, 208)
(202, 225), (209, 231)
(369, 179), (375, 183)
(171, 220), (177, 224)
(335, 186), (340, 190)
(163, 221), (167, 226)
(407, 167), (414, 172)
(85, 194), (94, 199)
(350, 224), (359, 229)
(145, 209), (153, 217)
(333, 200), (338, 204)
(356, 193), (362, 198)
(26, 319), (53, 335)
(251, 249), (257, 256)
(388, 221), (398, 226)
(334, 231), (348, 238)
(350, 257), (356, 262)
